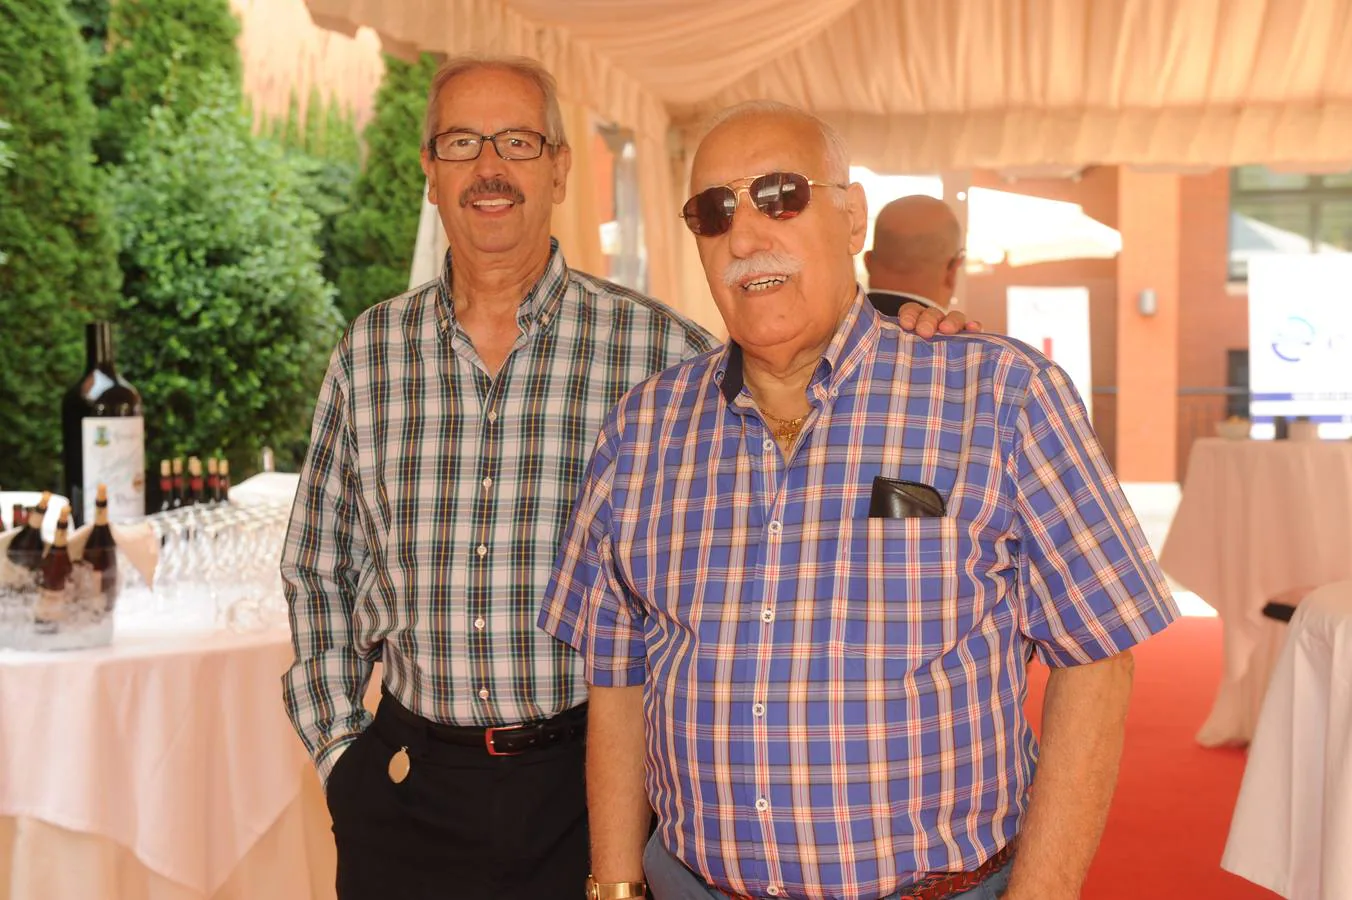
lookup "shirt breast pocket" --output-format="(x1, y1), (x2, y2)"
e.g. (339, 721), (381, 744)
(835, 517), (963, 659)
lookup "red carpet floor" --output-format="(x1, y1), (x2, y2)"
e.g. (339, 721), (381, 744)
(1023, 615), (1280, 899)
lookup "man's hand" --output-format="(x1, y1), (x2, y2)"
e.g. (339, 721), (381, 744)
(896, 302), (982, 338)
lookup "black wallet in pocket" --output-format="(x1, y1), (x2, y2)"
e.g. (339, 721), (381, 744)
(868, 477), (946, 519)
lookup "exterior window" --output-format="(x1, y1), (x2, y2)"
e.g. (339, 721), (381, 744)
(1229, 166), (1352, 280)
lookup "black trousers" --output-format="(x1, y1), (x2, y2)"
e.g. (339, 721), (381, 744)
(325, 693), (589, 900)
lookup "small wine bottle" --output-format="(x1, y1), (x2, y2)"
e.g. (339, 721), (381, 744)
(34, 506), (73, 632)
(219, 459), (231, 503)
(206, 457), (221, 505)
(171, 457), (185, 509)
(187, 456), (203, 506)
(6, 490), (51, 572)
(82, 484), (118, 613)
(157, 459), (173, 513)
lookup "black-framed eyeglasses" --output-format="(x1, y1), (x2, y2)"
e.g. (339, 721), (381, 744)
(427, 129), (552, 162)
(680, 171), (848, 236)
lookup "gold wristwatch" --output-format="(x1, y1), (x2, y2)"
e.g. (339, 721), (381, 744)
(584, 875), (647, 899)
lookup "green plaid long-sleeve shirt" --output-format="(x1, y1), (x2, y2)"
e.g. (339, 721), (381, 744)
(281, 242), (716, 781)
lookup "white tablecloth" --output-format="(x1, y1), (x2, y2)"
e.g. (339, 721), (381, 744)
(0, 623), (332, 899)
(1221, 579), (1352, 899)
(1159, 438), (1352, 746)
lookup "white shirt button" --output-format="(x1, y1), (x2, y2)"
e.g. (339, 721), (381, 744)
(481, 476), (493, 490)
(474, 617), (486, 630)
(476, 544), (488, 557)
(768, 520), (782, 535)
(767, 888), (780, 897)
(487, 410), (498, 423)
(761, 608), (774, 623)
(762, 438), (775, 452)
(755, 797), (769, 812)
(752, 703), (765, 717)
(477, 688), (489, 700)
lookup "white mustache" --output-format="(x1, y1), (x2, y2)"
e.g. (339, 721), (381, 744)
(721, 251), (804, 287)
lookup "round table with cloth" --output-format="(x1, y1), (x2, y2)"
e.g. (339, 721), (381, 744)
(0, 623), (337, 900)
(1222, 579), (1352, 899)
(1158, 437), (1352, 747)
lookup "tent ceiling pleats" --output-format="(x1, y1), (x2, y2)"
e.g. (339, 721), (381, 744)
(305, 0), (1352, 322)
(306, 0), (1352, 170)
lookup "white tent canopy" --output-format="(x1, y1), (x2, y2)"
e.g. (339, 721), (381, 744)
(308, 0), (1352, 321)
(309, 0), (1352, 170)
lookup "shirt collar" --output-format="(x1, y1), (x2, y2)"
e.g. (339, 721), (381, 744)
(434, 237), (569, 337)
(869, 289), (943, 310)
(715, 287), (881, 407)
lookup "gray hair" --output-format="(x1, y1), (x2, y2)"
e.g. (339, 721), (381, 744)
(423, 54), (569, 150)
(701, 99), (851, 186)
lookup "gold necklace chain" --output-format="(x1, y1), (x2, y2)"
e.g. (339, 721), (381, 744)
(761, 406), (807, 442)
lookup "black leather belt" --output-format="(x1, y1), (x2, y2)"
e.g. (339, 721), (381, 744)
(377, 689), (587, 756)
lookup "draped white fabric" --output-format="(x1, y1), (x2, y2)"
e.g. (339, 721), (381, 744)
(308, 0), (1352, 167)
(308, 0), (1352, 319)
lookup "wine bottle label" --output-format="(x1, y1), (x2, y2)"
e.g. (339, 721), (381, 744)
(81, 417), (146, 524)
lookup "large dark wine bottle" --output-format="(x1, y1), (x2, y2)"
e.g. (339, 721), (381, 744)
(62, 322), (145, 527)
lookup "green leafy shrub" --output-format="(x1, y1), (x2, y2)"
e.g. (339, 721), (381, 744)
(0, 0), (121, 491)
(329, 52), (438, 322)
(66, 0), (110, 57)
(323, 93), (363, 169)
(108, 80), (343, 475)
(94, 0), (242, 165)
(259, 89), (365, 321)
(0, 120), (13, 265)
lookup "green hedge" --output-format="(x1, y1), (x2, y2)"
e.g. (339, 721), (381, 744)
(261, 88), (364, 296)
(329, 52), (440, 322)
(94, 0), (242, 165)
(0, 0), (121, 492)
(66, 0), (110, 58)
(0, 120), (12, 266)
(109, 80), (342, 475)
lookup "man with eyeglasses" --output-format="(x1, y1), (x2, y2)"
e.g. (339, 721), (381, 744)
(539, 100), (1178, 900)
(281, 56), (969, 900)
(865, 194), (966, 316)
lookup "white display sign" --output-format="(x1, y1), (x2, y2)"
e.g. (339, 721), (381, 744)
(1005, 286), (1094, 418)
(80, 416), (146, 524)
(1248, 255), (1352, 436)
(1243, 254), (1352, 435)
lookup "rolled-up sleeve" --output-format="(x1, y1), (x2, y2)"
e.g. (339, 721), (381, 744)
(1012, 363), (1179, 666)
(280, 337), (374, 783)
(538, 413), (648, 687)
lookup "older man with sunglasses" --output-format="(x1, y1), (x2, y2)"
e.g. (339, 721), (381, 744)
(281, 55), (969, 900)
(539, 100), (1178, 900)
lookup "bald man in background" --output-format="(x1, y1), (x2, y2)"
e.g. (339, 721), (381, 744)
(865, 194), (965, 315)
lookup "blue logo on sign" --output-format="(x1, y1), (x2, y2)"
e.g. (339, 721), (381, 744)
(1271, 317), (1315, 363)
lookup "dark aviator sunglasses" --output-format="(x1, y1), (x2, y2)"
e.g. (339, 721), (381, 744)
(680, 171), (848, 237)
